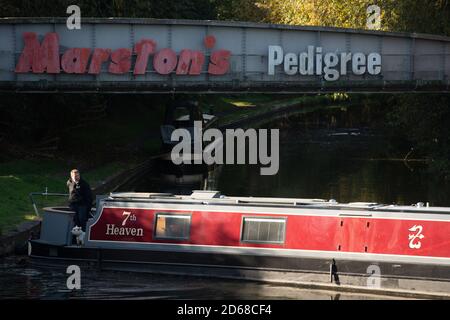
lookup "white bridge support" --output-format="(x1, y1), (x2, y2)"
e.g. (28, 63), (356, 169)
(0, 18), (449, 93)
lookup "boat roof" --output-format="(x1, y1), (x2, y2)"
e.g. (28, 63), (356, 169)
(104, 190), (450, 214)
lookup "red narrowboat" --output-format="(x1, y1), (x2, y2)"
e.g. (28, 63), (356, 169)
(29, 190), (450, 298)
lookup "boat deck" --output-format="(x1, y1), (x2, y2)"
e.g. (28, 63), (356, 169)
(103, 190), (450, 215)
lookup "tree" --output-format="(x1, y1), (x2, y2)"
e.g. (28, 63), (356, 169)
(0, 0), (217, 20)
(251, 0), (450, 36)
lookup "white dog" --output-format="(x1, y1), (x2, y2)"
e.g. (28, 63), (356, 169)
(71, 226), (85, 246)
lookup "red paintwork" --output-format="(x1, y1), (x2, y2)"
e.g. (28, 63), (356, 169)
(133, 39), (156, 75)
(15, 32), (60, 74)
(204, 35), (216, 49)
(88, 48), (111, 74)
(153, 48), (178, 74)
(108, 48), (132, 74)
(14, 32), (230, 76)
(176, 49), (205, 75)
(208, 50), (231, 75)
(89, 207), (450, 259)
(61, 48), (91, 74)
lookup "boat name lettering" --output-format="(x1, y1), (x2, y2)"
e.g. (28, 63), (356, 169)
(122, 211), (136, 226)
(105, 223), (144, 237)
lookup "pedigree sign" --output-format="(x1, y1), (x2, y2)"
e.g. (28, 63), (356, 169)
(268, 46), (382, 81)
(14, 32), (231, 76)
(14, 32), (381, 81)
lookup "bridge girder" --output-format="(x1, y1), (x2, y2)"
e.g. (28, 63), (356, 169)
(0, 18), (449, 93)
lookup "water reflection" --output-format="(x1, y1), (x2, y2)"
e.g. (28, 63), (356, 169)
(132, 108), (450, 206)
(217, 126), (450, 206)
(0, 256), (403, 299)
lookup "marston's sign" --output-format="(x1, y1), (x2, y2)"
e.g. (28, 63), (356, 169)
(14, 32), (231, 76)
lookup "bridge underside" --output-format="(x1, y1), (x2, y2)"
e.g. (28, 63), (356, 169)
(1, 80), (449, 94)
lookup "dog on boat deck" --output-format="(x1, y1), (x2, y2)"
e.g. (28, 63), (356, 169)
(71, 226), (85, 246)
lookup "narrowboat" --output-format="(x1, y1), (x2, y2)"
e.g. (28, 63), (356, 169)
(29, 191), (450, 298)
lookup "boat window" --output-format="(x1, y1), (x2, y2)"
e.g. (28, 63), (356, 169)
(154, 214), (191, 240)
(241, 217), (286, 244)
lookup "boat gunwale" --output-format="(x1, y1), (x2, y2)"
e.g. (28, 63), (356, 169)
(98, 197), (450, 215)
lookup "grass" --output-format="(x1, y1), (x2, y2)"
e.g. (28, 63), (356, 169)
(225, 100), (256, 108)
(210, 94), (343, 128)
(220, 95), (273, 108)
(0, 159), (66, 234)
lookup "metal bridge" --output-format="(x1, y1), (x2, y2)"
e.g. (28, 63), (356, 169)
(0, 18), (449, 93)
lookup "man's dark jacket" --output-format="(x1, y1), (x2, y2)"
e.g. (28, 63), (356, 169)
(67, 178), (93, 207)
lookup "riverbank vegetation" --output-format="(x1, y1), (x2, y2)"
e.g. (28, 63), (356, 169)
(219, 0), (449, 36)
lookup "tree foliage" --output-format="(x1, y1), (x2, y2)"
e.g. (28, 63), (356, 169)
(0, 0), (217, 20)
(1, 0), (448, 35)
(386, 94), (450, 179)
(252, 0), (450, 36)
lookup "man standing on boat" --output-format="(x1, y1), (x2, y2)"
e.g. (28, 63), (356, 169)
(67, 169), (93, 231)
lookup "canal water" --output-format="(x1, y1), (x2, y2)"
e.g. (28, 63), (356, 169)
(2, 104), (448, 299)
(216, 126), (450, 206)
(0, 255), (403, 300)
(135, 104), (450, 206)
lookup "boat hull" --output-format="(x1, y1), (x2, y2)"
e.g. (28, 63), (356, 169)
(29, 240), (450, 298)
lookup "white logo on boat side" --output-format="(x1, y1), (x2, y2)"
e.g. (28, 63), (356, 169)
(408, 225), (425, 249)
